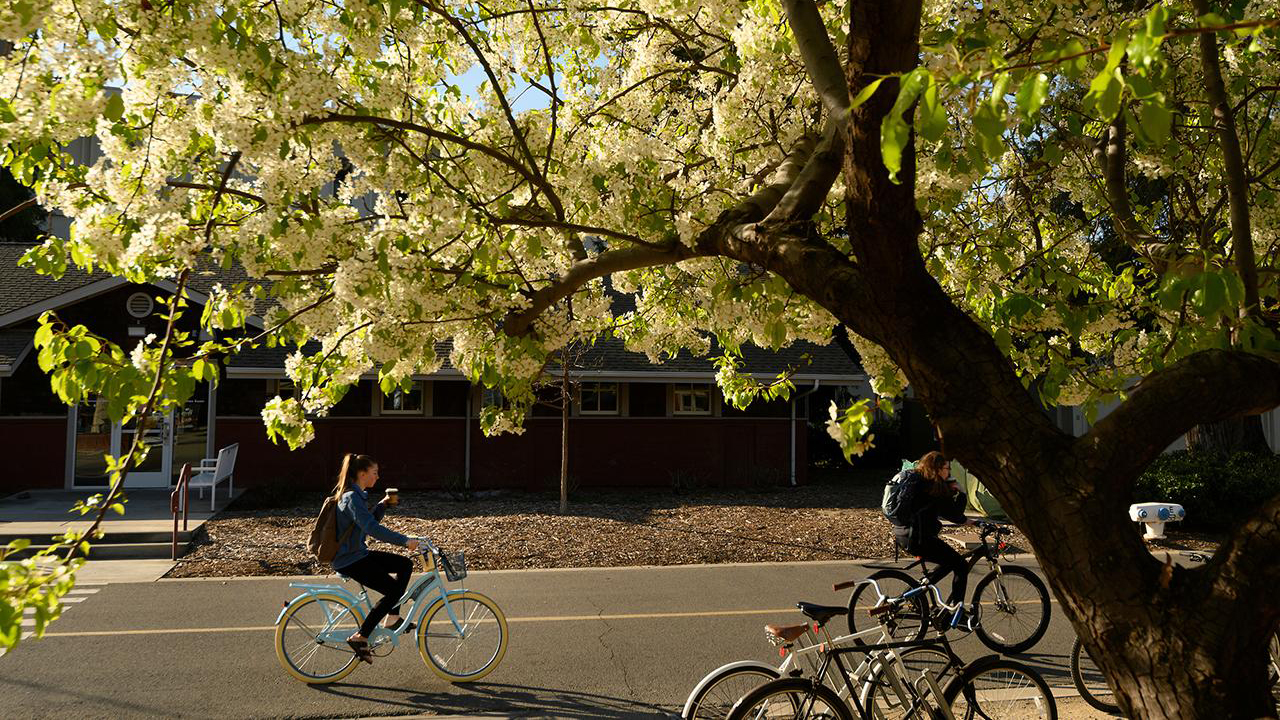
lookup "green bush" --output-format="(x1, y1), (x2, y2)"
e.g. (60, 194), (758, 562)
(1132, 451), (1280, 532)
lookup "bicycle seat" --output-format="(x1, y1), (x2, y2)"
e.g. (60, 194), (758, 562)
(797, 602), (848, 625)
(765, 623), (809, 643)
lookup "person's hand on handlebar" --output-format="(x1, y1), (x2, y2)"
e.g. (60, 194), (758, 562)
(406, 538), (420, 552)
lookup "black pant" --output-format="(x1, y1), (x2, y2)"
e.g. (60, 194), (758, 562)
(338, 550), (414, 637)
(899, 533), (969, 606)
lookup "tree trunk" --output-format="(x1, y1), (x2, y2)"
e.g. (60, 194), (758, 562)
(1187, 414), (1273, 456)
(752, 2), (1280, 717)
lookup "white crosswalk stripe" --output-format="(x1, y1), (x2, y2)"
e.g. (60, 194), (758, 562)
(5, 585), (103, 654)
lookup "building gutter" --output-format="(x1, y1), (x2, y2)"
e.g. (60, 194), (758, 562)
(790, 379), (822, 486)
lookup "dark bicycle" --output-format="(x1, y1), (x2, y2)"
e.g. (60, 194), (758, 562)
(836, 519), (1051, 654)
(725, 590), (1057, 720)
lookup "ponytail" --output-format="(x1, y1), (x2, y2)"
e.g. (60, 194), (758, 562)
(332, 453), (376, 500)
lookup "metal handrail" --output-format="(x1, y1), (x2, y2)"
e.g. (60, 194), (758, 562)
(171, 463), (192, 560)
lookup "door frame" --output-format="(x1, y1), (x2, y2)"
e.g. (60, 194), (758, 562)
(65, 406), (174, 489)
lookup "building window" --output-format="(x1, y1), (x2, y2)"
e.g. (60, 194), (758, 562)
(381, 381), (424, 414)
(579, 382), (619, 415)
(432, 381), (470, 417)
(628, 383), (667, 417)
(271, 379), (295, 400)
(673, 383), (711, 415)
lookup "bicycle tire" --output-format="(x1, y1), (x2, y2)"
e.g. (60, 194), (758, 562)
(943, 656), (1057, 720)
(275, 592), (365, 684)
(418, 591), (508, 682)
(683, 663), (779, 719)
(846, 568), (928, 645)
(860, 645), (956, 720)
(971, 565), (1050, 653)
(1069, 636), (1120, 714)
(726, 677), (854, 720)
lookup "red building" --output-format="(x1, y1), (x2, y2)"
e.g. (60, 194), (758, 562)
(0, 243), (869, 493)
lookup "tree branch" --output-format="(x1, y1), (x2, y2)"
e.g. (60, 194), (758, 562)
(502, 242), (698, 335)
(782, 0), (851, 127)
(1083, 350), (1280, 488)
(1095, 115), (1155, 245)
(764, 121), (846, 224)
(1208, 491), (1280, 617)
(1193, 0), (1261, 317)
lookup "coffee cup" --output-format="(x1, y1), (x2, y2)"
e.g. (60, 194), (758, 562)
(384, 488), (399, 506)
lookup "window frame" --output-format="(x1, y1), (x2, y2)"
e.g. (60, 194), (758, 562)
(379, 380), (426, 416)
(673, 383), (712, 415)
(578, 382), (620, 415)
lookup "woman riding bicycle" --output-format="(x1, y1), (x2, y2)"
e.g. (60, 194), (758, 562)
(891, 451), (975, 621)
(330, 453), (420, 664)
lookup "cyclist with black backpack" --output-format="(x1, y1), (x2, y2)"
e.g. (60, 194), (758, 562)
(885, 451), (975, 622)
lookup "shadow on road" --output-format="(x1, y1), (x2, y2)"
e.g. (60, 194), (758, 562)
(313, 680), (675, 718)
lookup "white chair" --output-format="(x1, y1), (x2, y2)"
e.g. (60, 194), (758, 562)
(188, 443), (238, 511)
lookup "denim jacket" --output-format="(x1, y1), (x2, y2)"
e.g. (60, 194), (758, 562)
(332, 485), (410, 571)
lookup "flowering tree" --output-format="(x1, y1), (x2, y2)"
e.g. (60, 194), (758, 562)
(3, 0), (1280, 714)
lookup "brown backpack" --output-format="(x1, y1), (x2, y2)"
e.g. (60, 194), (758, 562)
(308, 495), (356, 564)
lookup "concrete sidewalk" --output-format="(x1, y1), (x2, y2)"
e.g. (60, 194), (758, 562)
(1, 487), (242, 582)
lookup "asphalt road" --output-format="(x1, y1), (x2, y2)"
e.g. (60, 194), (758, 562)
(0, 559), (1090, 719)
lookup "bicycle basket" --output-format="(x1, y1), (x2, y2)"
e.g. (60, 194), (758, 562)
(438, 551), (467, 581)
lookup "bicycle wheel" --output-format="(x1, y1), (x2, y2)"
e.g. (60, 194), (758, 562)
(1069, 637), (1120, 713)
(846, 568), (928, 644)
(418, 591), (508, 682)
(726, 677), (854, 720)
(684, 663), (780, 719)
(943, 656), (1057, 720)
(861, 645), (957, 720)
(275, 592), (365, 684)
(971, 566), (1050, 653)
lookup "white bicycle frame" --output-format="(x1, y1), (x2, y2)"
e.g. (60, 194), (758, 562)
(684, 579), (955, 720)
(276, 537), (469, 649)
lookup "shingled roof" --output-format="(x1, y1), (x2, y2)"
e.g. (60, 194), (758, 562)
(227, 335), (862, 379)
(1, 244), (863, 379)
(0, 243), (267, 326)
(0, 329), (34, 375)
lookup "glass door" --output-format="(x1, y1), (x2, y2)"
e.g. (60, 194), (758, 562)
(72, 401), (175, 488)
(73, 394), (115, 487)
(119, 411), (173, 487)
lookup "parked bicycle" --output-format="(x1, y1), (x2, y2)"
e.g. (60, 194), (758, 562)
(838, 520), (1051, 653)
(1069, 552), (1280, 714)
(682, 602), (954, 719)
(725, 580), (1057, 720)
(274, 537), (508, 684)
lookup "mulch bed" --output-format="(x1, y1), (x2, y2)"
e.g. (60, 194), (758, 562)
(164, 471), (1220, 578)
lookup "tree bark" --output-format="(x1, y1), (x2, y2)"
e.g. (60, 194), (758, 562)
(1186, 414), (1273, 456)
(763, 2), (1280, 716)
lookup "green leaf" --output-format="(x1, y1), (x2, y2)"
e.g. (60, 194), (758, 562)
(104, 93), (124, 122)
(1015, 73), (1049, 120)
(1138, 97), (1172, 144)
(850, 76), (888, 111)
(1192, 273), (1227, 317)
(917, 75), (947, 143)
(879, 68), (930, 184)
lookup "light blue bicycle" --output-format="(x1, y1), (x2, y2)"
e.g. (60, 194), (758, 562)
(274, 537), (508, 684)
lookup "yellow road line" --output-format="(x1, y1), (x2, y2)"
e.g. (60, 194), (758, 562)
(41, 608), (799, 638)
(41, 599), (1052, 638)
